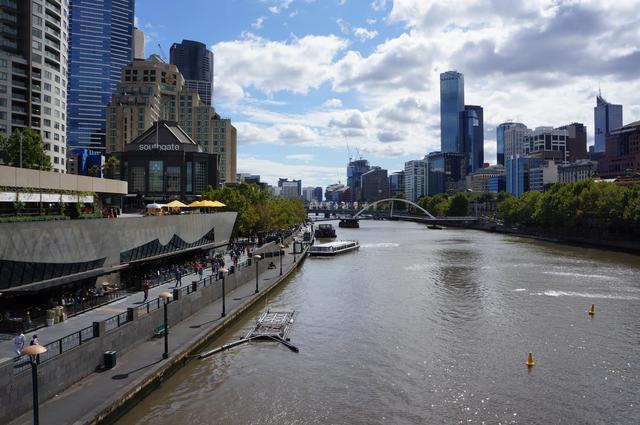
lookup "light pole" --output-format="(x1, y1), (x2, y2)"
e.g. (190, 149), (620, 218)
(159, 291), (173, 359)
(18, 131), (23, 168)
(253, 254), (262, 293)
(219, 267), (228, 317)
(293, 240), (297, 263)
(279, 243), (284, 276)
(22, 344), (47, 425)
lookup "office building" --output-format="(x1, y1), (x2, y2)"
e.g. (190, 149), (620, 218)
(347, 159), (370, 202)
(278, 178), (302, 199)
(466, 164), (505, 193)
(133, 26), (144, 59)
(325, 183), (350, 202)
(388, 171), (405, 198)
(170, 40), (214, 106)
(594, 92), (622, 153)
(361, 167), (389, 202)
(598, 120), (640, 178)
(302, 187), (315, 202)
(440, 71), (464, 153)
(528, 160), (558, 192)
(0, 0), (70, 172)
(557, 122), (587, 163)
(461, 105), (484, 173)
(506, 155), (544, 197)
(524, 127), (568, 163)
(426, 151), (466, 195)
(312, 186), (323, 202)
(487, 175), (505, 193)
(504, 123), (530, 160)
(558, 159), (598, 183)
(404, 158), (427, 202)
(496, 122), (525, 166)
(67, 0), (134, 152)
(105, 56), (236, 183)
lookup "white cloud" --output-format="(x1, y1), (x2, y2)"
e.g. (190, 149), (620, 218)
(371, 0), (387, 12)
(268, 0), (294, 14)
(285, 154), (315, 162)
(252, 16), (267, 29)
(237, 156), (342, 187)
(323, 98), (343, 108)
(353, 27), (378, 41)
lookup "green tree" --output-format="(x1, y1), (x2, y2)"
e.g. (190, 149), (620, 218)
(102, 155), (120, 178)
(447, 193), (469, 217)
(0, 128), (52, 171)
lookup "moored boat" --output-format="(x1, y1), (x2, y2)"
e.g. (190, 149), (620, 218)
(338, 218), (360, 228)
(314, 223), (337, 238)
(310, 240), (359, 257)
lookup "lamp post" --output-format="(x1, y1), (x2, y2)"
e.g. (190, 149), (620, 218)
(19, 131), (23, 169)
(293, 240), (297, 263)
(159, 291), (173, 359)
(22, 344), (47, 425)
(279, 243), (284, 276)
(219, 267), (228, 317)
(253, 254), (262, 294)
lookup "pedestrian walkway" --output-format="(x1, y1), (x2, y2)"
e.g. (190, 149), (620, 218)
(0, 251), (238, 362)
(7, 241), (304, 425)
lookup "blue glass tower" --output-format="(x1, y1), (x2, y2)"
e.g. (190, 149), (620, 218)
(594, 93), (622, 153)
(440, 71), (464, 153)
(67, 0), (135, 152)
(461, 105), (484, 173)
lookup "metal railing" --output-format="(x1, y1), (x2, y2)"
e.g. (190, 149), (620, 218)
(104, 311), (130, 333)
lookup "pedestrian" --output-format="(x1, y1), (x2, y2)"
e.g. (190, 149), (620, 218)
(14, 331), (25, 356)
(30, 334), (39, 346)
(198, 265), (204, 280)
(143, 281), (150, 302)
(176, 268), (182, 287)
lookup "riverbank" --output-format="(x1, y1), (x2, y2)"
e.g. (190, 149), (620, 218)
(7, 235), (310, 425)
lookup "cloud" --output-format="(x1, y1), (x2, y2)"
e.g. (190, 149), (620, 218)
(353, 27), (378, 41)
(252, 16), (267, 29)
(328, 111), (368, 129)
(377, 130), (406, 143)
(237, 156), (342, 187)
(268, 0), (294, 14)
(371, 0), (387, 12)
(285, 154), (315, 162)
(323, 98), (343, 108)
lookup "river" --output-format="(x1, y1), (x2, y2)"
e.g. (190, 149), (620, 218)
(116, 220), (640, 424)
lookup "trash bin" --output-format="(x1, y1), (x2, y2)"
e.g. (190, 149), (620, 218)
(104, 350), (117, 369)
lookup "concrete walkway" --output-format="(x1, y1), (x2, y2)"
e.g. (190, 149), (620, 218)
(7, 242), (304, 425)
(0, 252), (242, 362)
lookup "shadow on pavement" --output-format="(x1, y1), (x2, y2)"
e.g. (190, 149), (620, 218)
(111, 358), (164, 380)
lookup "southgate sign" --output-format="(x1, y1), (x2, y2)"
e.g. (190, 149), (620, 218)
(138, 143), (181, 151)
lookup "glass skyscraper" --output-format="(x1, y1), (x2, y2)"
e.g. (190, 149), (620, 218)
(66, 0), (135, 152)
(496, 122), (525, 166)
(170, 40), (214, 106)
(440, 71), (464, 153)
(461, 105), (484, 174)
(594, 93), (622, 153)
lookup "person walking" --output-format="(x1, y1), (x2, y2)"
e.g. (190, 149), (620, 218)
(14, 331), (25, 356)
(143, 281), (150, 302)
(30, 334), (39, 346)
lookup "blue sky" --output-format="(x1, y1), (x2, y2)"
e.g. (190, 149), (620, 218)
(136, 0), (640, 187)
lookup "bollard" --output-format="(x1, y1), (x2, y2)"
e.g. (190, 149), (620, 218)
(526, 352), (535, 367)
(588, 304), (595, 316)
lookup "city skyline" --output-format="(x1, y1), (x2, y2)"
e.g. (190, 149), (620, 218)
(87, 1), (640, 186)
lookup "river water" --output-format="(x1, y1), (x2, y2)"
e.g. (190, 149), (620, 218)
(117, 221), (640, 424)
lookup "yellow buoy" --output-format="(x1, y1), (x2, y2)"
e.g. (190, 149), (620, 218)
(588, 304), (595, 315)
(526, 352), (535, 367)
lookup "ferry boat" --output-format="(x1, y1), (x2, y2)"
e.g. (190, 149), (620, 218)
(314, 223), (337, 238)
(310, 240), (359, 257)
(338, 218), (360, 228)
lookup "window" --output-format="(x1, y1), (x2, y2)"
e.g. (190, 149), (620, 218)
(44, 71), (52, 80)
(148, 161), (163, 192)
(44, 82), (51, 91)
(32, 41), (42, 50)
(194, 162), (208, 193)
(0, 72), (6, 81)
(33, 2), (43, 13)
(32, 15), (43, 26)
(166, 166), (181, 192)
(130, 167), (145, 192)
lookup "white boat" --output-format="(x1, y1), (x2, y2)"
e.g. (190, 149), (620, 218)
(310, 240), (359, 257)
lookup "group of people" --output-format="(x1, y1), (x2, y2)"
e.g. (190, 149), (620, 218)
(13, 332), (40, 357)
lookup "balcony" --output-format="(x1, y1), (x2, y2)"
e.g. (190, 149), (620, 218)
(0, 26), (16, 38)
(0, 13), (17, 24)
(45, 0), (61, 14)
(44, 25), (60, 39)
(44, 38), (60, 50)
(0, 0), (17, 9)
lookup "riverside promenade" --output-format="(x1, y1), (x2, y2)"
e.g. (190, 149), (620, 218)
(7, 233), (309, 425)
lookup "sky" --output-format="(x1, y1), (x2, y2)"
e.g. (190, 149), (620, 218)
(135, 0), (640, 188)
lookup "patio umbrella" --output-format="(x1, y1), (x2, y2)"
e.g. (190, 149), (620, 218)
(166, 200), (188, 208)
(188, 200), (205, 208)
(210, 200), (226, 207)
(146, 203), (163, 209)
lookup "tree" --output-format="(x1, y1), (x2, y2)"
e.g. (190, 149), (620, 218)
(447, 193), (469, 217)
(0, 128), (52, 171)
(102, 155), (120, 178)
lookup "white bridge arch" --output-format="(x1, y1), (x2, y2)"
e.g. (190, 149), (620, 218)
(354, 198), (436, 219)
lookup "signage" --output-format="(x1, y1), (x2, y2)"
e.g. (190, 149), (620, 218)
(138, 143), (181, 152)
(0, 192), (16, 202)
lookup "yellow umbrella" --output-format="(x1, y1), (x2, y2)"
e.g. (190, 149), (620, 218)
(210, 200), (226, 207)
(166, 200), (188, 208)
(188, 200), (205, 207)
(199, 200), (217, 208)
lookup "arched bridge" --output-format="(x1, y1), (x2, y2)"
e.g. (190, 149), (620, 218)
(353, 198), (435, 219)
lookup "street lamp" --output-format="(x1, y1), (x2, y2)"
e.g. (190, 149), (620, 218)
(22, 344), (47, 425)
(279, 244), (285, 276)
(219, 267), (228, 317)
(293, 240), (297, 263)
(158, 291), (173, 359)
(253, 254), (262, 294)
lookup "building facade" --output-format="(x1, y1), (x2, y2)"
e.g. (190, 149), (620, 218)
(105, 56), (236, 183)
(278, 178), (301, 199)
(506, 155), (544, 197)
(169, 40), (214, 106)
(426, 151), (466, 195)
(504, 123), (530, 160)
(461, 104), (484, 174)
(558, 159), (598, 183)
(132, 27), (144, 59)
(594, 93), (623, 153)
(496, 122), (525, 166)
(361, 167), (389, 202)
(0, 0), (70, 172)
(66, 0), (134, 152)
(599, 120), (640, 178)
(440, 71), (464, 153)
(347, 159), (370, 202)
(388, 171), (405, 198)
(466, 164), (505, 193)
(557, 122), (587, 163)
(528, 160), (558, 192)
(404, 158), (427, 202)
(524, 126), (568, 163)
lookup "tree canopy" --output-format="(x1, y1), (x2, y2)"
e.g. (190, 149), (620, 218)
(0, 128), (52, 171)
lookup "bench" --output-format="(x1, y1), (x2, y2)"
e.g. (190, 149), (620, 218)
(153, 324), (168, 337)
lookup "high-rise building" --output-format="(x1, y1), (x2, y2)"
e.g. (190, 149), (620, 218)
(133, 27), (144, 59)
(466, 164), (505, 193)
(504, 123), (531, 160)
(312, 186), (323, 202)
(170, 40), (214, 106)
(440, 71), (464, 153)
(347, 159), (370, 202)
(599, 120), (640, 178)
(361, 167), (389, 202)
(557, 122), (587, 163)
(67, 0), (134, 153)
(388, 171), (405, 198)
(0, 0), (70, 172)
(524, 126), (568, 163)
(594, 92), (622, 153)
(404, 158), (427, 202)
(461, 105), (484, 173)
(528, 160), (558, 192)
(496, 122), (525, 165)
(278, 178), (301, 198)
(506, 155), (544, 197)
(426, 151), (466, 195)
(558, 159), (598, 183)
(105, 56), (236, 183)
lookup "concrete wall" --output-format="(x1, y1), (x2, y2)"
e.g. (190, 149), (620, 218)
(0, 165), (128, 194)
(0, 241), (282, 424)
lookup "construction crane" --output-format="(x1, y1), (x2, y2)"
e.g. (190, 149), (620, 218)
(157, 43), (167, 62)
